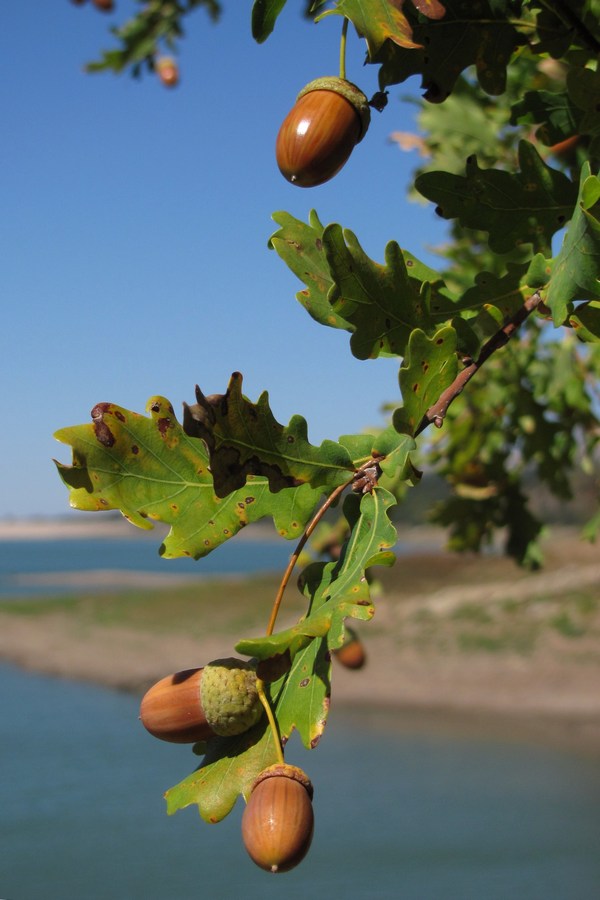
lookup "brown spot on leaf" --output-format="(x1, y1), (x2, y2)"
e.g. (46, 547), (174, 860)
(115, 410), (126, 423)
(157, 417), (172, 436)
(315, 238), (323, 251)
(91, 404), (115, 448)
(150, 401), (161, 413)
(413, 383), (420, 393)
(245, 496), (255, 504)
(299, 678), (310, 688)
(131, 445), (139, 455)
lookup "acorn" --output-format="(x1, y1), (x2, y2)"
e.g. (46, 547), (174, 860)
(139, 657), (263, 744)
(242, 764), (314, 873)
(333, 626), (366, 670)
(275, 76), (370, 188)
(156, 56), (179, 88)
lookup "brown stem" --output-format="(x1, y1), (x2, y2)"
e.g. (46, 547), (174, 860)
(265, 459), (377, 636)
(414, 292), (542, 438)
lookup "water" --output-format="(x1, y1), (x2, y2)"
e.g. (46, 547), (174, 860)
(1, 664), (599, 900)
(0, 536), (294, 598)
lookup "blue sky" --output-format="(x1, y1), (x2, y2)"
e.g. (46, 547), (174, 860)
(2, 2), (448, 518)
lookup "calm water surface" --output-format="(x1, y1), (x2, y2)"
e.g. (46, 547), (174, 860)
(0, 537), (294, 597)
(1, 664), (600, 900)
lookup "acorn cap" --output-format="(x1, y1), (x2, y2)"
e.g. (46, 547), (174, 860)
(250, 763), (314, 800)
(200, 657), (263, 736)
(296, 76), (371, 142)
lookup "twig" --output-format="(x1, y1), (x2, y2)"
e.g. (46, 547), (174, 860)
(265, 458), (378, 636)
(414, 291), (542, 438)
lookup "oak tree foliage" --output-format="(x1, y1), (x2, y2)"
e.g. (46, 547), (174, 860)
(57, 0), (599, 836)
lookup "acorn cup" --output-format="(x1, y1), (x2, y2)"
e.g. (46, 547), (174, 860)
(241, 764), (315, 873)
(139, 657), (263, 744)
(275, 76), (370, 187)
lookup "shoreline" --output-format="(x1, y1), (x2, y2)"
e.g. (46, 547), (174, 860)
(1, 527), (599, 755)
(1, 609), (599, 757)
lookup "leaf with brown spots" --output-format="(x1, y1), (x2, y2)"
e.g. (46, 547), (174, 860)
(335, 0), (422, 53)
(236, 488), (396, 666)
(54, 397), (323, 558)
(269, 637), (331, 749)
(270, 211), (458, 359)
(183, 372), (359, 497)
(269, 209), (352, 330)
(165, 718), (278, 823)
(323, 224), (437, 360)
(393, 325), (458, 436)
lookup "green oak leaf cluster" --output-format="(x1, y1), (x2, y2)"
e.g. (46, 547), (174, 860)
(165, 488), (398, 822)
(57, 0), (600, 852)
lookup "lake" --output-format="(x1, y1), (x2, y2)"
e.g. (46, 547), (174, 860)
(0, 535), (294, 598)
(1, 664), (600, 899)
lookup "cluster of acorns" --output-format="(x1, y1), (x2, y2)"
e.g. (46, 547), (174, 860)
(140, 658), (314, 873)
(140, 636), (364, 873)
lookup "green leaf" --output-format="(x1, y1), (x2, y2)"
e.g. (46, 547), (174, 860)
(269, 210), (352, 331)
(569, 301), (600, 342)
(271, 636), (331, 748)
(510, 89), (581, 147)
(165, 719), (278, 823)
(236, 488), (397, 662)
(394, 325), (459, 435)
(251, 0), (288, 42)
(182, 372), (357, 496)
(324, 225), (437, 360)
(456, 257), (552, 344)
(54, 396), (320, 558)
(270, 211), (462, 360)
(373, 0), (525, 100)
(545, 165), (600, 324)
(567, 67), (600, 157)
(86, 0), (220, 76)
(334, 0), (423, 53)
(370, 427), (416, 481)
(416, 142), (578, 255)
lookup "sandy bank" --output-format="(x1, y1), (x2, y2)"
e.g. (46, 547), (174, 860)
(1, 528), (598, 753)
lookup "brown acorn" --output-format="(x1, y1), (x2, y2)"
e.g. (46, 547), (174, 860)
(275, 76), (370, 187)
(242, 764), (314, 873)
(333, 627), (366, 670)
(156, 57), (179, 88)
(139, 658), (263, 744)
